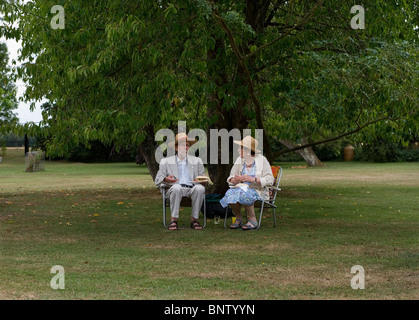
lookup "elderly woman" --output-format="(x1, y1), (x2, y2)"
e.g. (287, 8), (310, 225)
(220, 136), (274, 230)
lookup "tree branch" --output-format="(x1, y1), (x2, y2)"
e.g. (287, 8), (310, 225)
(264, 0), (287, 27)
(211, 10), (244, 62)
(272, 114), (400, 158)
(243, 0), (325, 61)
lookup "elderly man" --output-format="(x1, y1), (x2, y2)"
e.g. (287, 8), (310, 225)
(155, 133), (207, 230)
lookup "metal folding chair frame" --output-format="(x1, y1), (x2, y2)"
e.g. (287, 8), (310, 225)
(224, 166), (283, 230)
(161, 184), (207, 229)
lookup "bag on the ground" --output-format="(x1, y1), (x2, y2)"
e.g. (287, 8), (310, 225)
(201, 194), (233, 219)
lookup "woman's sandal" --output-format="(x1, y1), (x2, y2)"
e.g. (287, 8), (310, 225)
(230, 218), (243, 229)
(190, 219), (203, 230)
(241, 220), (258, 231)
(168, 220), (178, 230)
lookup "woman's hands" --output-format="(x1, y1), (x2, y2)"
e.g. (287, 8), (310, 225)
(240, 175), (255, 183)
(230, 175), (257, 184)
(230, 175), (241, 184)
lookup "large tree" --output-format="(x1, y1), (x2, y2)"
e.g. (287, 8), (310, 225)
(1, 0), (418, 192)
(0, 41), (18, 128)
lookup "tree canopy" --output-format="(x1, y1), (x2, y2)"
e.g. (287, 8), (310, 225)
(1, 0), (418, 191)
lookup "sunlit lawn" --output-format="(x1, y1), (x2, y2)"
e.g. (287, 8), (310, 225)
(0, 152), (418, 299)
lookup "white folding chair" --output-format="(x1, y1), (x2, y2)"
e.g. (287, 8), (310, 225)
(224, 166), (283, 230)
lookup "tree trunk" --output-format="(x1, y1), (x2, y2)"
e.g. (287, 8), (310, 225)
(206, 104), (248, 195)
(138, 125), (160, 181)
(279, 138), (322, 166)
(205, 36), (250, 194)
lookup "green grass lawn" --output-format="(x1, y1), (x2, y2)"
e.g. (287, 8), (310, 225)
(0, 153), (418, 300)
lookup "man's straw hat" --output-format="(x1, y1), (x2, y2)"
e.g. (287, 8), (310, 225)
(233, 136), (261, 153)
(168, 133), (197, 149)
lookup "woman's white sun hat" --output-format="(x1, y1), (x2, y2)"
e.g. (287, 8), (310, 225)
(233, 136), (261, 153)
